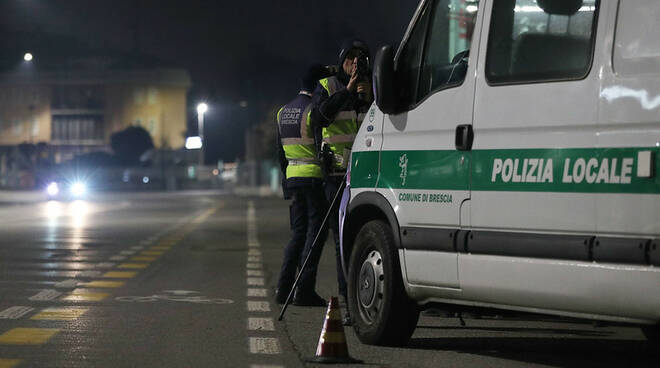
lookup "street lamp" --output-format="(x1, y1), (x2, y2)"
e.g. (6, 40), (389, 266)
(196, 103), (208, 165)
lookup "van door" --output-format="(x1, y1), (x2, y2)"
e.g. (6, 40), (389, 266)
(379, 0), (482, 288)
(466, 0), (601, 302)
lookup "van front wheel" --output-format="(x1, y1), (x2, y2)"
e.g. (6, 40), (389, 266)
(348, 220), (419, 346)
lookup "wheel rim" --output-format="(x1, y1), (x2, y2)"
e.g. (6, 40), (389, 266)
(356, 249), (384, 325)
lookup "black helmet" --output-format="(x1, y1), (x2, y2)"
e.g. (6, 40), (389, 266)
(300, 64), (335, 93)
(338, 39), (370, 65)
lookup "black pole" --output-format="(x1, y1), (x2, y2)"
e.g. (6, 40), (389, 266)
(278, 174), (346, 321)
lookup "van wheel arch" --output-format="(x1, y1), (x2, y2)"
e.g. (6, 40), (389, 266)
(343, 192), (402, 273)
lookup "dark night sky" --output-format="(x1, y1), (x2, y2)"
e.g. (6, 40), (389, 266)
(0, 0), (419, 162)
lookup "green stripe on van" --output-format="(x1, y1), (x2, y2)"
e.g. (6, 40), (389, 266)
(351, 147), (660, 194)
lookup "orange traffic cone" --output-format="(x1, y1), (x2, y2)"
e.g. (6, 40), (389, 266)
(308, 296), (361, 364)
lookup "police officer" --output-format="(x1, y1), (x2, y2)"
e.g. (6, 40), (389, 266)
(275, 65), (332, 307)
(312, 39), (372, 322)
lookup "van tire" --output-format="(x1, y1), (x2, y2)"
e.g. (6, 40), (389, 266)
(348, 220), (419, 346)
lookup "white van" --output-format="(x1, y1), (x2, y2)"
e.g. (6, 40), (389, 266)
(340, 0), (660, 346)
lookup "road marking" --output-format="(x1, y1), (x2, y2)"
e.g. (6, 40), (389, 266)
(247, 301), (271, 312)
(248, 249), (262, 256)
(249, 337), (281, 354)
(61, 289), (109, 302)
(31, 307), (88, 321)
(247, 270), (264, 277)
(247, 277), (264, 286)
(140, 250), (164, 256)
(130, 245), (145, 250)
(247, 288), (267, 297)
(246, 263), (262, 269)
(139, 240), (152, 245)
(82, 281), (125, 288)
(102, 271), (137, 278)
(109, 255), (127, 261)
(130, 256), (157, 262)
(247, 256), (262, 262)
(0, 359), (22, 368)
(0, 307), (34, 319)
(117, 263), (148, 269)
(0, 328), (59, 344)
(78, 270), (102, 278)
(248, 317), (275, 331)
(119, 250), (136, 255)
(29, 289), (62, 301)
(96, 262), (116, 268)
(250, 365), (284, 368)
(54, 279), (78, 288)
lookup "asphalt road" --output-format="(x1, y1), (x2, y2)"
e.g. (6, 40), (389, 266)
(0, 191), (656, 368)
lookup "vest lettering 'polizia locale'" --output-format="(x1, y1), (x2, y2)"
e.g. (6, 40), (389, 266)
(277, 95), (322, 179)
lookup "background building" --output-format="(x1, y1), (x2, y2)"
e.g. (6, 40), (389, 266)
(0, 67), (191, 166)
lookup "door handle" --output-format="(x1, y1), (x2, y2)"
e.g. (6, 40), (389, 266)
(365, 137), (374, 147)
(455, 124), (473, 151)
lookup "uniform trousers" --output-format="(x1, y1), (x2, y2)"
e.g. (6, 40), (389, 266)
(276, 183), (328, 296)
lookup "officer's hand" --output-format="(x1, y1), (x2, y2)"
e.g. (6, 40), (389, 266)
(356, 81), (372, 101)
(346, 58), (359, 92)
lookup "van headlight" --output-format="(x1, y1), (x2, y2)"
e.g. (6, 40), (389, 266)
(70, 182), (87, 197)
(46, 182), (59, 196)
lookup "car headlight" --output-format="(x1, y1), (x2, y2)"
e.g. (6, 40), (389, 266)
(70, 182), (86, 197)
(46, 182), (59, 196)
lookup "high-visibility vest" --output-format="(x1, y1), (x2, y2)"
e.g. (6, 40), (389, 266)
(277, 94), (322, 179)
(319, 76), (365, 170)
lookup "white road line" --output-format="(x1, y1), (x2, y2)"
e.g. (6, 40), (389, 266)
(139, 240), (152, 245)
(130, 246), (145, 250)
(29, 289), (63, 301)
(96, 262), (116, 268)
(250, 365), (284, 368)
(247, 301), (271, 312)
(54, 279), (79, 288)
(109, 255), (127, 261)
(0, 306), (35, 319)
(247, 277), (265, 286)
(247, 270), (264, 277)
(247, 288), (267, 297)
(248, 249), (262, 256)
(248, 317), (275, 331)
(249, 337), (281, 354)
(78, 271), (102, 277)
(247, 256), (262, 262)
(119, 250), (136, 255)
(246, 263), (262, 269)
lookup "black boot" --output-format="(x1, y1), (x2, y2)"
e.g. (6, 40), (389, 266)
(292, 290), (327, 307)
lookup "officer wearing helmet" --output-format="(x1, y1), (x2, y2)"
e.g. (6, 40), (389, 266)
(275, 64), (334, 307)
(311, 39), (373, 324)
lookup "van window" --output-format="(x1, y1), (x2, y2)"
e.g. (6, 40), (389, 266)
(486, 0), (599, 84)
(417, 0), (479, 100)
(396, 0), (479, 109)
(613, 0), (660, 76)
(396, 3), (430, 109)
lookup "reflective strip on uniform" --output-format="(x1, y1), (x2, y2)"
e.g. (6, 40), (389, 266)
(281, 137), (315, 145)
(323, 134), (356, 144)
(336, 111), (357, 121)
(288, 158), (319, 165)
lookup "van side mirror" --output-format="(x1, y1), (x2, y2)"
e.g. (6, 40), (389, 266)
(373, 45), (397, 114)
